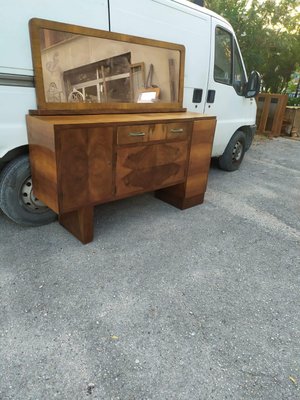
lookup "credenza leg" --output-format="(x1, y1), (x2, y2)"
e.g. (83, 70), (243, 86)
(59, 206), (94, 244)
(155, 185), (204, 210)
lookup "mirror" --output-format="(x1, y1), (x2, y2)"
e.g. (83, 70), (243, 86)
(245, 70), (261, 98)
(29, 18), (185, 114)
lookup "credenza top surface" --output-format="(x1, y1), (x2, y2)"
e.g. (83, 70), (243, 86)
(27, 112), (215, 127)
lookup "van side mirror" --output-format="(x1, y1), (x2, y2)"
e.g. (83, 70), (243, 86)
(244, 71), (261, 98)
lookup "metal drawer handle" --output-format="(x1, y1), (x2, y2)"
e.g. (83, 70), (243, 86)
(128, 132), (146, 137)
(170, 128), (184, 133)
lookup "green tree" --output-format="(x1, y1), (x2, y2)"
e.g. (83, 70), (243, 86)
(189, 0), (300, 93)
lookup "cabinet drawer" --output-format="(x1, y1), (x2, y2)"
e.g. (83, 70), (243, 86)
(117, 125), (150, 145)
(116, 141), (188, 196)
(117, 122), (190, 145)
(166, 122), (190, 140)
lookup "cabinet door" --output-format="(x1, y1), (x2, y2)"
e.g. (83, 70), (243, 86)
(56, 126), (113, 212)
(116, 141), (188, 197)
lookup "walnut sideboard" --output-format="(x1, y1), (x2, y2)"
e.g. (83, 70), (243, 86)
(26, 112), (216, 243)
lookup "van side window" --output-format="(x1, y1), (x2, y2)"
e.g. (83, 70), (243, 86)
(214, 27), (232, 85)
(233, 41), (247, 96)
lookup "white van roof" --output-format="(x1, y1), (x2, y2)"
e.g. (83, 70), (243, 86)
(169, 0), (232, 28)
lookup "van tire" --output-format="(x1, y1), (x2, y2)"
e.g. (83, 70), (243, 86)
(0, 155), (56, 226)
(218, 130), (246, 171)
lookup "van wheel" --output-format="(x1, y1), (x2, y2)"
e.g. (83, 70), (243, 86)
(0, 155), (56, 226)
(218, 130), (246, 171)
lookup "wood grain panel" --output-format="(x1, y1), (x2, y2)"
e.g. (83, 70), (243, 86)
(116, 142), (188, 196)
(87, 127), (114, 200)
(56, 126), (113, 212)
(148, 124), (167, 141)
(26, 116), (59, 213)
(185, 119), (216, 198)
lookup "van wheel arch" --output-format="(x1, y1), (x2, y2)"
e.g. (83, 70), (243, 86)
(238, 126), (255, 151)
(0, 145), (29, 173)
(218, 130), (246, 171)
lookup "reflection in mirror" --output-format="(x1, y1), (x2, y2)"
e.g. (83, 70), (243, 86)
(39, 28), (180, 105)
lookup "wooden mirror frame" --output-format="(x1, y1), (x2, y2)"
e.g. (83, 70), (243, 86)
(29, 18), (186, 115)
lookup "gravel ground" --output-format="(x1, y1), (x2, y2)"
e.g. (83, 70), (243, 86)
(0, 136), (299, 400)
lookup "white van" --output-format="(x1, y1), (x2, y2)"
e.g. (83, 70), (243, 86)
(0, 0), (260, 226)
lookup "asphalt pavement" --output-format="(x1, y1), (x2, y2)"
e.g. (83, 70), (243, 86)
(0, 136), (300, 400)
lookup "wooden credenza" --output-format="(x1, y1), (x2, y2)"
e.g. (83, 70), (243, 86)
(26, 112), (216, 243)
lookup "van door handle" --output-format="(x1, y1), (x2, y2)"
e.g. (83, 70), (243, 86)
(207, 90), (216, 103)
(192, 88), (203, 103)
